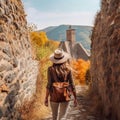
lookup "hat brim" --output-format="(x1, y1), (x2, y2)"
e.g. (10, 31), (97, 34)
(49, 52), (71, 64)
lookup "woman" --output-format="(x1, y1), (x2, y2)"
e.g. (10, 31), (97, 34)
(44, 48), (77, 120)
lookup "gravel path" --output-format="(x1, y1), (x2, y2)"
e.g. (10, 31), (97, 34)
(42, 85), (100, 120)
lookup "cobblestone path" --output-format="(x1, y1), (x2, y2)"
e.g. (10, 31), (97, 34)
(42, 85), (100, 120)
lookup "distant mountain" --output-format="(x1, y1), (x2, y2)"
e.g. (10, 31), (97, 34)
(40, 25), (92, 50)
(41, 26), (57, 32)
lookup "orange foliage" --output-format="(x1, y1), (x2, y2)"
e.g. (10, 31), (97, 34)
(72, 59), (90, 85)
(30, 31), (48, 46)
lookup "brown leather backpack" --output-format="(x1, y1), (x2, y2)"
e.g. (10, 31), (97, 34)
(49, 68), (72, 102)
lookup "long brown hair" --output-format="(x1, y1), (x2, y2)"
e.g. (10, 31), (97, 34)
(52, 62), (70, 81)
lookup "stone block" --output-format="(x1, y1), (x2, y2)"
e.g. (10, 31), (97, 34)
(13, 22), (20, 30)
(4, 72), (16, 83)
(0, 51), (11, 61)
(0, 59), (13, 72)
(2, 47), (12, 57)
(0, 25), (3, 33)
(0, 84), (9, 93)
(0, 93), (7, 106)
(0, 8), (5, 17)
(0, 79), (4, 85)
(0, 34), (7, 42)
(10, 58), (18, 68)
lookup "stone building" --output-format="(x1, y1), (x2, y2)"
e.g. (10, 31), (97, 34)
(66, 26), (76, 43)
(60, 26), (90, 60)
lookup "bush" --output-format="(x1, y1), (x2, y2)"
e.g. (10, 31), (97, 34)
(72, 59), (90, 85)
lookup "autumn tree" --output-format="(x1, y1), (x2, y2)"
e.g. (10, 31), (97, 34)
(72, 59), (90, 85)
(30, 31), (48, 46)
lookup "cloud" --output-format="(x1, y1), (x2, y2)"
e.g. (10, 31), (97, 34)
(24, 6), (97, 29)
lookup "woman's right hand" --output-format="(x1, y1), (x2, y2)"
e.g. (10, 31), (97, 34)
(44, 98), (48, 107)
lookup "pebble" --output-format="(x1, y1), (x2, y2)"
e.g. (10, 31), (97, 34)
(70, 110), (80, 115)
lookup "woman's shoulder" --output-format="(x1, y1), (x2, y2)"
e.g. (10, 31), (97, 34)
(48, 66), (53, 71)
(48, 65), (53, 68)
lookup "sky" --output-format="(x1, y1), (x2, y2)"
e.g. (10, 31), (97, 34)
(22, 0), (100, 29)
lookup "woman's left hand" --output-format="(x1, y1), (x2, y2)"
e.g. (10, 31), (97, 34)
(74, 99), (78, 107)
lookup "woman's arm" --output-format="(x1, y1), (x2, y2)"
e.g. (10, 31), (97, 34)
(44, 88), (50, 106)
(68, 71), (78, 106)
(72, 90), (78, 107)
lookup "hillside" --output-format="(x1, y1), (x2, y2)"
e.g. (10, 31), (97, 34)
(40, 25), (92, 50)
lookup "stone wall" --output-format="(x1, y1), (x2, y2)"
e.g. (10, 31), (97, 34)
(91, 0), (120, 119)
(0, 0), (39, 119)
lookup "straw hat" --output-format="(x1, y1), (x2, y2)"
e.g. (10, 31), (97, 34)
(49, 48), (71, 64)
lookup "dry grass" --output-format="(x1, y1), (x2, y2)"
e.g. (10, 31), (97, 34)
(19, 97), (51, 120)
(20, 64), (51, 120)
(19, 36), (59, 119)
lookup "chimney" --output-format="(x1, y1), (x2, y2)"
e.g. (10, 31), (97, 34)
(66, 25), (75, 43)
